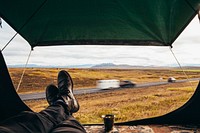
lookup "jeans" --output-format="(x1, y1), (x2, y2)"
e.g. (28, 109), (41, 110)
(0, 104), (86, 133)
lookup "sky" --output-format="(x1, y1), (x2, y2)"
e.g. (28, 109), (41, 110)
(0, 16), (200, 67)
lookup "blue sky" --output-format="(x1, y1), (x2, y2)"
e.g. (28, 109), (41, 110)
(0, 16), (200, 67)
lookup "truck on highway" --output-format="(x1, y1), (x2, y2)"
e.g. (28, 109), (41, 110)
(96, 79), (120, 89)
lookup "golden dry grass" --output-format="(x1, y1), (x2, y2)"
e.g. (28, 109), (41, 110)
(9, 68), (200, 124)
(75, 82), (197, 124)
(9, 68), (200, 93)
(25, 82), (198, 124)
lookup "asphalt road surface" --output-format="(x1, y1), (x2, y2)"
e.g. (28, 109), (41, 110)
(19, 78), (200, 101)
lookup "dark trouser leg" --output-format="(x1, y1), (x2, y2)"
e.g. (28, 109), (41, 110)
(39, 103), (86, 133)
(38, 104), (68, 126)
(50, 116), (86, 133)
(0, 104), (86, 133)
(0, 104), (67, 133)
(0, 111), (53, 133)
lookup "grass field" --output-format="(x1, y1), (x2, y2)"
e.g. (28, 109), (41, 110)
(9, 68), (200, 93)
(8, 68), (200, 124)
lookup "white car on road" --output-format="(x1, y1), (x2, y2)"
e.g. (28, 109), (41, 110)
(168, 77), (176, 83)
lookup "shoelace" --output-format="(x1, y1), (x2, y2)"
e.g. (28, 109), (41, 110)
(59, 80), (73, 99)
(59, 79), (69, 91)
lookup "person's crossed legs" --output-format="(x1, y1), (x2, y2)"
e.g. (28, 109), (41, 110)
(47, 70), (86, 133)
(0, 70), (86, 133)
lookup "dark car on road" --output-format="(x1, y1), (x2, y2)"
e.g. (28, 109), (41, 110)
(120, 80), (136, 88)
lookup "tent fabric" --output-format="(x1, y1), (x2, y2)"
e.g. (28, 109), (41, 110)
(0, 0), (200, 48)
(1, 0), (200, 126)
(0, 51), (31, 123)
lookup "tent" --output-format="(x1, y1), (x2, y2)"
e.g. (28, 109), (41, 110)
(0, 0), (200, 125)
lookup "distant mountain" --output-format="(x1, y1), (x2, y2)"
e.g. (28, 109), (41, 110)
(91, 63), (200, 69)
(91, 63), (138, 69)
(63, 64), (94, 68)
(91, 63), (116, 68)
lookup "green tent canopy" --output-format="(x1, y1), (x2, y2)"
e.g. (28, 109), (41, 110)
(0, 0), (199, 48)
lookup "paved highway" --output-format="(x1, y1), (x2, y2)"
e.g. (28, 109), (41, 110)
(19, 78), (200, 101)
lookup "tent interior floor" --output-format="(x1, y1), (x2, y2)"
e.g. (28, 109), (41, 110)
(83, 125), (200, 133)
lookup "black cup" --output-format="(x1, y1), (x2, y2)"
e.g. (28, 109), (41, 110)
(102, 114), (115, 132)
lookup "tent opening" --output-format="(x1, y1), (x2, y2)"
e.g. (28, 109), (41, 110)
(5, 45), (199, 124)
